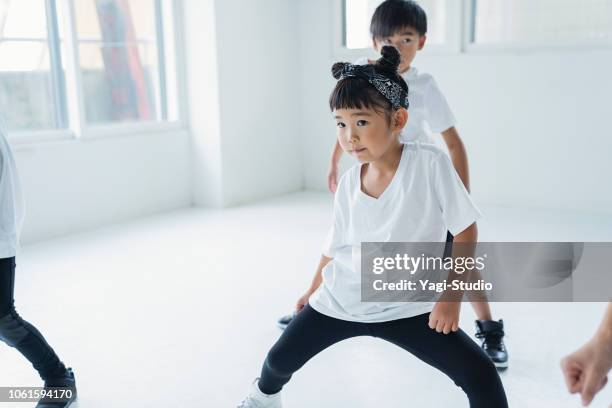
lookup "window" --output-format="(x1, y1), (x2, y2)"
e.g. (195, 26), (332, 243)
(344, 0), (447, 49)
(0, 0), (66, 132)
(74, 0), (177, 125)
(1, 0), (179, 137)
(471, 0), (612, 45)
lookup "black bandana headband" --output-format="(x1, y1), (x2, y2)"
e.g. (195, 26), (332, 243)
(335, 63), (409, 109)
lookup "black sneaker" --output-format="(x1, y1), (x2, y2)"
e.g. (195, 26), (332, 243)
(36, 367), (77, 407)
(277, 312), (296, 330)
(475, 320), (508, 370)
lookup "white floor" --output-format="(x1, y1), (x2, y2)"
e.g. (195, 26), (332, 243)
(1, 191), (611, 408)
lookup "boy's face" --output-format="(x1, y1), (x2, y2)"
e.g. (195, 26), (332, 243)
(333, 107), (407, 163)
(373, 27), (426, 73)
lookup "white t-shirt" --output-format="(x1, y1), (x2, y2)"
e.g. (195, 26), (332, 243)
(309, 142), (482, 322)
(0, 116), (25, 259)
(354, 57), (456, 144)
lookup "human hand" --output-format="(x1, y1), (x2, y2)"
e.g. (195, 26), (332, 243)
(561, 336), (612, 406)
(295, 289), (315, 313)
(327, 164), (339, 193)
(429, 301), (461, 335)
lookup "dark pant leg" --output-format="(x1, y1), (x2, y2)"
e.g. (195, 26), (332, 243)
(259, 304), (368, 394)
(373, 313), (508, 408)
(443, 230), (454, 259)
(0, 257), (67, 381)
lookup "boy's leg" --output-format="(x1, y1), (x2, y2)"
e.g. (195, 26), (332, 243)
(445, 231), (508, 368)
(259, 304), (368, 394)
(470, 298), (492, 320)
(445, 231), (491, 318)
(0, 257), (68, 380)
(373, 313), (508, 408)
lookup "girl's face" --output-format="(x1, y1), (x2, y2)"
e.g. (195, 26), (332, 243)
(333, 107), (407, 163)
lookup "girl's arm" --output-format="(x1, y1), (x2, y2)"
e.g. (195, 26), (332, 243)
(296, 255), (333, 312)
(328, 141), (344, 193)
(428, 223), (478, 334)
(441, 127), (470, 192)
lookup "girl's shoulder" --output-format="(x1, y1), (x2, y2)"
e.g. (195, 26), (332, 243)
(401, 143), (452, 188)
(401, 142), (451, 177)
(403, 141), (446, 160)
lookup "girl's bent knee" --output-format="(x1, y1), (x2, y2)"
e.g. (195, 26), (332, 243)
(0, 310), (28, 347)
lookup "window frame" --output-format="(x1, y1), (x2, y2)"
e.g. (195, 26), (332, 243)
(0, 0), (67, 136)
(7, 0), (187, 145)
(334, 0), (463, 59)
(335, 0), (612, 60)
(463, 0), (612, 54)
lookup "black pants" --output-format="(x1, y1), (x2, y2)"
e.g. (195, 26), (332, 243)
(443, 230), (454, 258)
(0, 257), (67, 380)
(260, 305), (508, 408)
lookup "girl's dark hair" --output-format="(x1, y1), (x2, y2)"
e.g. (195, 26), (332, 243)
(328, 46), (408, 118)
(370, 0), (427, 39)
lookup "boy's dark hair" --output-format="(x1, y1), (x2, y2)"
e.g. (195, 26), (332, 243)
(370, 0), (427, 39)
(329, 46), (408, 120)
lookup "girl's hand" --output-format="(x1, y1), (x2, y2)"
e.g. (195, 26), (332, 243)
(327, 164), (339, 193)
(295, 289), (315, 313)
(429, 301), (461, 335)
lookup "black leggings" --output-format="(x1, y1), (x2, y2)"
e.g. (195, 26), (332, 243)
(260, 304), (508, 408)
(0, 257), (67, 380)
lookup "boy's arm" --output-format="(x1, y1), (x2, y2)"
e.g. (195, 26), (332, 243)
(296, 255), (333, 312)
(441, 127), (470, 192)
(328, 140), (344, 193)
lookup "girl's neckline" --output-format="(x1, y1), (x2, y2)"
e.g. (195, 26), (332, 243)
(357, 144), (407, 204)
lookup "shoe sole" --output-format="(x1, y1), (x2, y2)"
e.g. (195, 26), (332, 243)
(494, 361), (509, 370)
(37, 397), (77, 408)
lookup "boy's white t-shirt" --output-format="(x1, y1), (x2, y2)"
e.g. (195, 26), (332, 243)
(354, 57), (456, 144)
(0, 116), (25, 259)
(308, 142), (482, 322)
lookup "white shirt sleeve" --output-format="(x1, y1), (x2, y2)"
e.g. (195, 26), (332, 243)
(432, 152), (482, 236)
(425, 77), (457, 134)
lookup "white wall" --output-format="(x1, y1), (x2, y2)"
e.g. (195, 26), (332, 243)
(13, 0), (610, 244)
(298, 0), (612, 215)
(14, 130), (192, 244)
(184, 0), (304, 208)
(182, 0), (224, 208)
(10, 0), (306, 244)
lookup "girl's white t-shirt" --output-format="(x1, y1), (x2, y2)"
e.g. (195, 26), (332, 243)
(0, 116), (25, 259)
(354, 57), (456, 144)
(308, 142), (482, 323)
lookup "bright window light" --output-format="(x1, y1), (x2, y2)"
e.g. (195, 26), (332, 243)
(344, 0), (446, 49)
(0, 0), (180, 136)
(472, 0), (612, 44)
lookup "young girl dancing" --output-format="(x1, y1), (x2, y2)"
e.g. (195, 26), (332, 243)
(238, 46), (508, 408)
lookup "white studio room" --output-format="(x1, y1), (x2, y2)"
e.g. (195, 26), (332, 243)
(1, 0), (612, 407)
